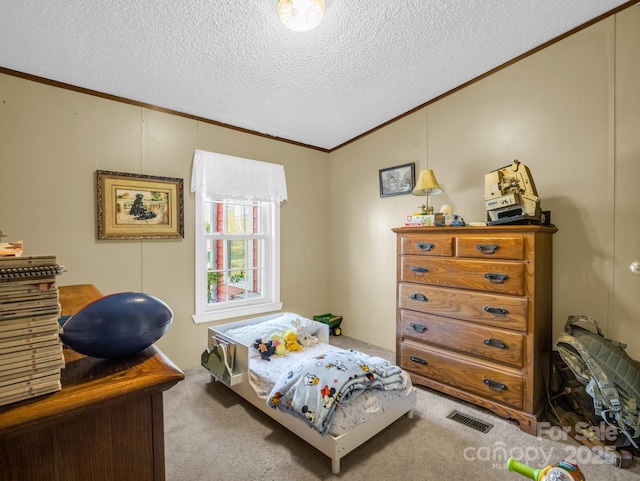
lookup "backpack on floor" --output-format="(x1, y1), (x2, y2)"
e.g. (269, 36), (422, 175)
(555, 315), (640, 449)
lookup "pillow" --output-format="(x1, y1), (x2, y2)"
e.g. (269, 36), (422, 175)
(223, 313), (318, 346)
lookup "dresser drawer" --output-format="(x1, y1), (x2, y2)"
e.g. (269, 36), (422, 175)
(456, 235), (524, 260)
(400, 341), (524, 409)
(401, 234), (454, 257)
(399, 310), (524, 367)
(401, 256), (524, 295)
(398, 283), (528, 330)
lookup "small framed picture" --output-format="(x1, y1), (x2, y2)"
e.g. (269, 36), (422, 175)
(96, 170), (184, 240)
(379, 163), (415, 197)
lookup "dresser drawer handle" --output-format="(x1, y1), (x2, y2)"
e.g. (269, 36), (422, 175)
(409, 356), (428, 365)
(483, 306), (509, 316)
(483, 338), (507, 349)
(410, 266), (429, 274)
(484, 378), (508, 392)
(410, 322), (428, 333)
(484, 273), (509, 284)
(416, 242), (435, 252)
(476, 244), (500, 255)
(410, 293), (428, 302)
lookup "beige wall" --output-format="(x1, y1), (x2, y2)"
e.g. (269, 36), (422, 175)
(612, 6), (640, 353)
(1, 6), (638, 370)
(329, 6), (640, 357)
(0, 76), (330, 369)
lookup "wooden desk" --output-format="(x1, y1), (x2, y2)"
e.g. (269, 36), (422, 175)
(58, 283), (104, 317)
(0, 285), (184, 481)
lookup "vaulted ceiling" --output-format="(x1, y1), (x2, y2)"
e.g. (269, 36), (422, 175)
(0, 1), (632, 150)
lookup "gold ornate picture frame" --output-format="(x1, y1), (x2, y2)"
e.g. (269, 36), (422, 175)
(96, 170), (184, 240)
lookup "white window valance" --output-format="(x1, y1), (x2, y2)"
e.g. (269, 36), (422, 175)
(190, 149), (288, 203)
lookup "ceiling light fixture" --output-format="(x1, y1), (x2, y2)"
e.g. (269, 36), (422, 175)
(278, 0), (325, 32)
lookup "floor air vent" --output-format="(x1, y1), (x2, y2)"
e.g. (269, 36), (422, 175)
(446, 410), (493, 433)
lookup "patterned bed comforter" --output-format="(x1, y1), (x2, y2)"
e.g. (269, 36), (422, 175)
(266, 349), (405, 435)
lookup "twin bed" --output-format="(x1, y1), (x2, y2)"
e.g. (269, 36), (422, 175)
(201, 312), (416, 474)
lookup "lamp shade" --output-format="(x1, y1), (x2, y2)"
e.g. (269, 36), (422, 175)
(412, 169), (443, 196)
(278, 0), (325, 32)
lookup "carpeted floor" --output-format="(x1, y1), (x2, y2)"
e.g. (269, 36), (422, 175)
(163, 336), (640, 480)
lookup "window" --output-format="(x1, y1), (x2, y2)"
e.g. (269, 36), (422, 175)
(191, 150), (287, 323)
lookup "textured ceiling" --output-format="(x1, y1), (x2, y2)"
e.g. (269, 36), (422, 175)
(0, 1), (631, 150)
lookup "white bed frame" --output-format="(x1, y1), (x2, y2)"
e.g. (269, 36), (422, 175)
(205, 313), (416, 474)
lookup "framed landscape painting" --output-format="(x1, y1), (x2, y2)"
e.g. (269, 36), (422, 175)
(96, 170), (184, 240)
(379, 162), (415, 197)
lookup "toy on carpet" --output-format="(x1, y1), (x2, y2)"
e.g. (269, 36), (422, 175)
(313, 313), (343, 336)
(507, 458), (585, 481)
(253, 338), (276, 360)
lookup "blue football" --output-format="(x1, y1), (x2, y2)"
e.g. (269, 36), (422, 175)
(60, 292), (173, 359)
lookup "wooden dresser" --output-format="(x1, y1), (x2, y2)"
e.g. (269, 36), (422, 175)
(0, 285), (184, 481)
(392, 225), (557, 434)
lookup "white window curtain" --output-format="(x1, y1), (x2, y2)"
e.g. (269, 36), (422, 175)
(190, 149), (288, 202)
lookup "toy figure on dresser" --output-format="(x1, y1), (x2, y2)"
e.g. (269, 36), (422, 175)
(450, 214), (465, 226)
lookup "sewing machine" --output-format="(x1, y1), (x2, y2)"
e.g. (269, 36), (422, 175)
(484, 159), (542, 225)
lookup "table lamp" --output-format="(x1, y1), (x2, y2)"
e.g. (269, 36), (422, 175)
(412, 169), (442, 214)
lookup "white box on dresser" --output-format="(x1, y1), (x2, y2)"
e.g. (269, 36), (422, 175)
(392, 225), (557, 435)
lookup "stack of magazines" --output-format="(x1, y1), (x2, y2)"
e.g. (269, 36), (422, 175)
(0, 255), (66, 406)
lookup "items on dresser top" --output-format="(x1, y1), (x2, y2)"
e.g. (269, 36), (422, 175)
(392, 225), (557, 435)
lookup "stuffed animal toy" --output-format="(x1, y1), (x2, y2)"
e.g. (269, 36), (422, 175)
(292, 318), (319, 348)
(299, 330), (319, 348)
(253, 338), (276, 361)
(270, 333), (288, 356)
(284, 330), (302, 351)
